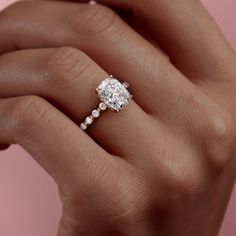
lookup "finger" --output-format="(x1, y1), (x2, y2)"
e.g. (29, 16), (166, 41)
(0, 95), (113, 186)
(77, 0), (236, 81)
(0, 0), (189, 114)
(0, 47), (154, 159)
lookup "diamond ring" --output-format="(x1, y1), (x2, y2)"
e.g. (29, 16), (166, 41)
(80, 75), (133, 131)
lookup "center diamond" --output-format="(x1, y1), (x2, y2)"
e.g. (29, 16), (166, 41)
(97, 78), (131, 111)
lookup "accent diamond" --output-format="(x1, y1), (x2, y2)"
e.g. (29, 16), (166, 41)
(80, 123), (87, 130)
(97, 78), (131, 111)
(92, 109), (100, 118)
(99, 102), (107, 111)
(85, 117), (93, 125)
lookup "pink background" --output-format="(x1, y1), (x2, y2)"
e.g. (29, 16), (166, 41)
(0, 0), (235, 235)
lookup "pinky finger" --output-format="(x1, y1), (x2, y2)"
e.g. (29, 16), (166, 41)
(0, 95), (113, 187)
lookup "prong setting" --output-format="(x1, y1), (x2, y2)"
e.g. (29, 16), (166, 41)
(80, 76), (132, 130)
(96, 77), (131, 111)
(123, 82), (129, 88)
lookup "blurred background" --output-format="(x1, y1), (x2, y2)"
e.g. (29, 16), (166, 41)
(0, 0), (235, 235)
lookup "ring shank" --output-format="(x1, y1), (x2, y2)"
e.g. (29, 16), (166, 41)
(80, 102), (107, 130)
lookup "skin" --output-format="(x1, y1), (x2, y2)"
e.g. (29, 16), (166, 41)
(0, 0), (236, 235)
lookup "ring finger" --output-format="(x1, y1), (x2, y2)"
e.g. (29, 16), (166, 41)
(0, 47), (155, 158)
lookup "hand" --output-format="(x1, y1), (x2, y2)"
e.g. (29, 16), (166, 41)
(0, 1), (235, 235)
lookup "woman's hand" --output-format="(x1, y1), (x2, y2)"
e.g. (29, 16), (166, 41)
(0, 1), (235, 235)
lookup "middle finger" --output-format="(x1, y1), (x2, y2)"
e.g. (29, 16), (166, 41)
(0, 0), (189, 114)
(0, 47), (155, 158)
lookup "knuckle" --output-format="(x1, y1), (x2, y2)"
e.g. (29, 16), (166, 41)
(68, 5), (118, 38)
(205, 111), (233, 144)
(7, 96), (49, 137)
(43, 47), (91, 88)
(204, 110), (234, 169)
(189, 92), (234, 170)
(163, 163), (206, 200)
